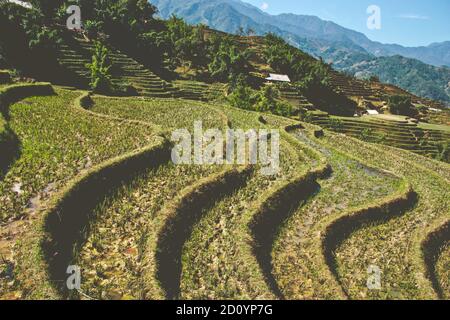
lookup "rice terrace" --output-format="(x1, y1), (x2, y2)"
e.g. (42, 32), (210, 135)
(0, 0), (449, 303)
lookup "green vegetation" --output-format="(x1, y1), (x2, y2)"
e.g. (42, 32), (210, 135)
(273, 135), (402, 299)
(262, 34), (356, 115)
(90, 96), (226, 130)
(78, 161), (222, 299)
(0, 81), (448, 301)
(328, 118), (344, 132)
(263, 33), (331, 98)
(0, 88), (156, 221)
(307, 114), (450, 161)
(346, 55), (450, 105)
(86, 42), (113, 93)
(436, 142), (450, 163)
(179, 109), (325, 300)
(264, 34), (326, 83)
(0, 0), (449, 302)
(319, 129), (449, 299)
(163, 16), (207, 72)
(228, 83), (293, 117)
(435, 245), (449, 299)
(207, 35), (251, 85)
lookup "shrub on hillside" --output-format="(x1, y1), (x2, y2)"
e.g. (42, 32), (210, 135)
(86, 42), (113, 94)
(28, 27), (61, 53)
(358, 127), (386, 143)
(255, 85), (293, 117)
(388, 95), (418, 117)
(29, 0), (65, 24)
(436, 142), (450, 163)
(228, 84), (293, 117)
(329, 118), (344, 132)
(228, 83), (256, 111)
(415, 104), (428, 114)
(263, 34), (358, 115)
(359, 128), (374, 142)
(0, 46), (6, 69)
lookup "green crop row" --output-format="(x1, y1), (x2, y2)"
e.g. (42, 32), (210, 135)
(0, 87), (162, 299)
(273, 126), (405, 299)
(70, 96), (232, 299)
(319, 128), (449, 299)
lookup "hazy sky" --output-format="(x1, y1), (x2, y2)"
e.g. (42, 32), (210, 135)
(242, 0), (450, 47)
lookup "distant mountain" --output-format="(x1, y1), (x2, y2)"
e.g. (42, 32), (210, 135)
(150, 0), (450, 104)
(346, 55), (450, 103)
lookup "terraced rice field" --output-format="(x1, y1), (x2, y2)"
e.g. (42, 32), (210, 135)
(315, 127), (449, 300)
(180, 110), (323, 300)
(436, 245), (449, 299)
(0, 81), (448, 300)
(74, 95), (229, 299)
(0, 84), (160, 298)
(173, 80), (226, 102)
(329, 72), (379, 102)
(57, 35), (179, 98)
(273, 135), (404, 299)
(424, 110), (450, 126)
(0, 89), (156, 221)
(308, 112), (450, 160)
(278, 85), (314, 111)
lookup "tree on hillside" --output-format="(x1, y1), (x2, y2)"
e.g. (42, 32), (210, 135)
(124, 0), (158, 31)
(63, 0), (163, 73)
(66, 0), (157, 31)
(228, 82), (256, 110)
(208, 35), (251, 85)
(164, 15), (207, 71)
(0, 2), (30, 68)
(228, 82), (293, 117)
(0, 0), (63, 74)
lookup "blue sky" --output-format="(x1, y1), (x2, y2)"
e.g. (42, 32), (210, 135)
(243, 0), (450, 47)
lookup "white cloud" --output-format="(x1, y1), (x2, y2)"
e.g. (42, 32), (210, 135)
(398, 14), (430, 20)
(260, 2), (269, 11)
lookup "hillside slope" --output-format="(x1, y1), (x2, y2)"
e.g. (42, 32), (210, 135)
(344, 56), (450, 104)
(150, 0), (450, 105)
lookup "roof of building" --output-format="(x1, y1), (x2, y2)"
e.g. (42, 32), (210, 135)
(266, 74), (291, 82)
